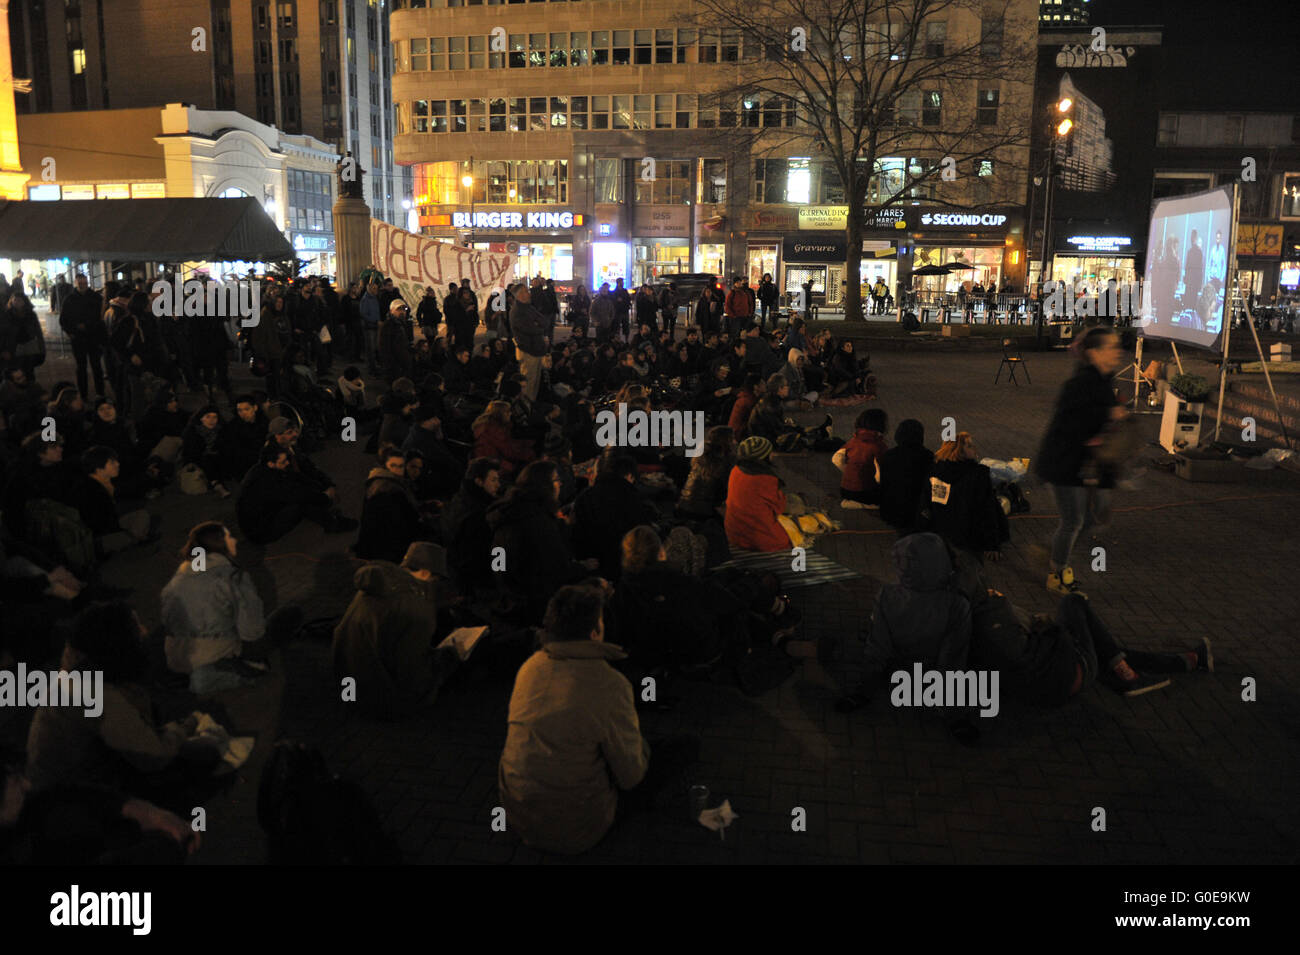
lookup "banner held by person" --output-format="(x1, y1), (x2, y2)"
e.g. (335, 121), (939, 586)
(369, 219), (517, 304)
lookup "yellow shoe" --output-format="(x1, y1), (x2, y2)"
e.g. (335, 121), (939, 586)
(1046, 566), (1085, 597)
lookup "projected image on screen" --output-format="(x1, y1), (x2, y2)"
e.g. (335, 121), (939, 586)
(1137, 184), (1233, 351)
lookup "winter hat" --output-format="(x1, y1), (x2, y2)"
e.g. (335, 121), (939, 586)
(268, 416), (295, 436)
(401, 541), (448, 578)
(737, 435), (774, 463)
(787, 347), (805, 364)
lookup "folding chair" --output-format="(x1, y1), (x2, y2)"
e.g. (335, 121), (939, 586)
(995, 338), (1030, 385)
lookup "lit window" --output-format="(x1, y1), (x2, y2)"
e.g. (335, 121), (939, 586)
(72, 48), (86, 74)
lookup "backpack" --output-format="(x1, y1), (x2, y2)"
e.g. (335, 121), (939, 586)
(257, 740), (401, 865)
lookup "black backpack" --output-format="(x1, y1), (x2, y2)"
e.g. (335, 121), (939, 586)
(257, 741), (401, 865)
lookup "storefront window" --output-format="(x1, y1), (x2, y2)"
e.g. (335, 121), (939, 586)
(633, 238), (690, 286)
(1283, 174), (1300, 218)
(509, 243), (573, 282)
(747, 244), (778, 287)
(592, 241), (628, 288)
(914, 246), (1004, 291)
(1049, 256), (1137, 288)
(695, 243), (725, 276)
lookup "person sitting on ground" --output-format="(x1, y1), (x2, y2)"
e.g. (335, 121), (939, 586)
(217, 394), (268, 487)
(572, 450), (660, 581)
(486, 461), (599, 623)
(0, 750), (199, 864)
(354, 446), (434, 564)
(922, 430), (1008, 563)
(724, 436), (789, 553)
(377, 377), (418, 449)
(727, 372), (762, 438)
(400, 401), (463, 499)
(2, 432), (77, 538)
(180, 404), (231, 499)
(440, 457), (502, 597)
(137, 388), (186, 456)
(87, 398), (164, 498)
(236, 443), (353, 543)
(497, 584), (650, 855)
(45, 387), (89, 463)
(747, 377), (832, 452)
(74, 446), (159, 558)
(24, 601), (217, 793)
(337, 365), (367, 414)
(472, 400), (535, 477)
(878, 419), (934, 534)
(839, 408), (889, 510)
(692, 360), (736, 424)
(265, 417), (343, 504)
(332, 541), (461, 720)
(968, 586), (1212, 702)
(160, 521), (304, 688)
(540, 433), (578, 506)
(835, 533), (979, 742)
(777, 348), (819, 408)
(826, 339), (873, 398)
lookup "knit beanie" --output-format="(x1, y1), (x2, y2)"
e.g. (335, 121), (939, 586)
(737, 435), (774, 462)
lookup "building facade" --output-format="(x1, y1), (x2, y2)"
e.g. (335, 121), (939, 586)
(7, 0), (406, 224)
(15, 103), (339, 274)
(391, 0), (1037, 302)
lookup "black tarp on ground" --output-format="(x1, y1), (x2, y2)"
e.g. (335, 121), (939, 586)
(0, 196), (295, 262)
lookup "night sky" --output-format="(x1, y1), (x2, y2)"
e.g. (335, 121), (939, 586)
(1084, 0), (1300, 108)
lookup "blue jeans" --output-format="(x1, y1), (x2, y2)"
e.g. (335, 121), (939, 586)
(1049, 484), (1111, 570)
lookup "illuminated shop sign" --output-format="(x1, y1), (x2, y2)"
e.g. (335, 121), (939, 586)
(1064, 235), (1133, 252)
(920, 212), (1008, 227)
(449, 210), (585, 229)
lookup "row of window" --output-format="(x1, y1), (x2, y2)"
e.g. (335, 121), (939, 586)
(289, 206), (333, 233)
(393, 21), (1004, 72)
(398, 91), (1002, 134)
(401, 94), (808, 134)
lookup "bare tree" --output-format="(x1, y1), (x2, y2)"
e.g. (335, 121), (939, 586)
(685, 0), (1035, 320)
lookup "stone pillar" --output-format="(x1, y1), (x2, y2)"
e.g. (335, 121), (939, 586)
(0, 0), (32, 200)
(333, 196), (372, 287)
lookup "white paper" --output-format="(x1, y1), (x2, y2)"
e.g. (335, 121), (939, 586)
(438, 626), (488, 661)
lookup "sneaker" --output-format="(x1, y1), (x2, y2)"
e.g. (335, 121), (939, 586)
(839, 499), (869, 510)
(1107, 660), (1171, 697)
(1046, 566), (1085, 596)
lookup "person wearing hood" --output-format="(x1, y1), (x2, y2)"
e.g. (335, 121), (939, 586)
(487, 460), (598, 623)
(217, 394), (269, 486)
(839, 408), (888, 509)
(724, 436), (789, 552)
(332, 542), (461, 720)
(498, 584), (654, 855)
(776, 347), (818, 408)
(571, 451), (660, 581)
(401, 401), (463, 499)
(877, 419), (934, 533)
(835, 533), (977, 740)
(159, 522), (303, 688)
(922, 431), (1008, 562)
(440, 457), (502, 596)
(354, 446), (434, 564)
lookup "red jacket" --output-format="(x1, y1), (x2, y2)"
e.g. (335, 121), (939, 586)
(724, 288), (754, 319)
(840, 428), (887, 497)
(727, 388), (758, 437)
(473, 420), (535, 474)
(724, 466), (788, 552)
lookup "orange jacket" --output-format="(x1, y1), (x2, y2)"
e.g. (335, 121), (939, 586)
(724, 466), (788, 552)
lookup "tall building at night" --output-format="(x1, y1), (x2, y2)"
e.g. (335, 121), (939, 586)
(390, 0), (1037, 301)
(7, 0), (407, 224)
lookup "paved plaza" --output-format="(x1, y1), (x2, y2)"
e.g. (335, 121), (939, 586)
(8, 342), (1298, 865)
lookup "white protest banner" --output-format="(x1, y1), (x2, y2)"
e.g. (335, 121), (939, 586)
(369, 219), (517, 305)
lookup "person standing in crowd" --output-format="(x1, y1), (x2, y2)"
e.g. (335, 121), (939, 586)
(379, 300), (414, 383)
(452, 282), (480, 352)
(658, 282), (679, 337)
(756, 273), (778, 330)
(590, 282), (614, 343)
(250, 289), (287, 399)
(58, 274), (107, 400)
(360, 281), (382, 375)
(416, 285), (442, 341)
(634, 282), (658, 333)
(724, 276), (755, 337)
(1035, 327), (1127, 596)
(611, 278), (632, 341)
(568, 281), (591, 336)
(509, 283), (549, 402)
(1182, 230), (1205, 307)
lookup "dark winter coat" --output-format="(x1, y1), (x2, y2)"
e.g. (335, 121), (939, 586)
(878, 443), (935, 530)
(922, 458), (1008, 555)
(218, 413), (269, 484)
(236, 463), (330, 543)
(571, 475), (660, 580)
(486, 490), (589, 621)
(440, 480), (497, 592)
(1035, 363), (1118, 488)
(354, 468), (424, 564)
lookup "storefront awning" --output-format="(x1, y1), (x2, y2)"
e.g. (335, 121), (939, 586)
(0, 197), (295, 262)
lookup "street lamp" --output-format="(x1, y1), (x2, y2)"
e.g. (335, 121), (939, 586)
(462, 157), (475, 245)
(1032, 96), (1074, 347)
